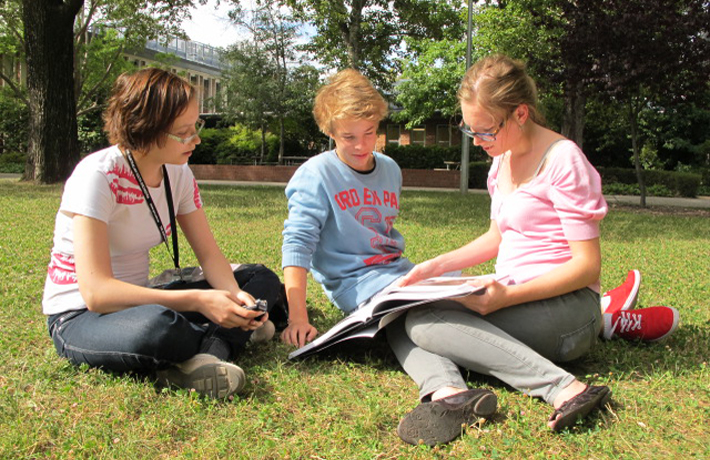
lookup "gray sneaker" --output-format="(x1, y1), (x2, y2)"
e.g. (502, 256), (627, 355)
(156, 353), (245, 399)
(249, 320), (276, 343)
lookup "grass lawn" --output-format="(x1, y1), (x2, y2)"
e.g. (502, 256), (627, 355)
(0, 179), (708, 459)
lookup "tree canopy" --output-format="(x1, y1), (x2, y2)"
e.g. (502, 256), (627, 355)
(392, 0), (709, 199)
(222, 2), (321, 163)
(284, 0), (463, 92)
(8, 0), (199, 184)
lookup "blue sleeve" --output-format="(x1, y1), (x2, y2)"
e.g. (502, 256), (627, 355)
(282, 165), (330, 270)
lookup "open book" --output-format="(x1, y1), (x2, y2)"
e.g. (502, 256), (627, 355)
(288, 275), (497, 360)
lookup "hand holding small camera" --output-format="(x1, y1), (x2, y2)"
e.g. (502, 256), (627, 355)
(245, 299), (268, 321)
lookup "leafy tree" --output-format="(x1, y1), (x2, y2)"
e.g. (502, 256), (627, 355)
(285, 0), (463, 92)
(393, 1), (562, 130)
(222, 39), (281, 163)
(223, 2), (320, 163)
(394, 0), (709, 206)
(0, 0), (25, 100)
(8, 0), (197, 184)
(0, 87), (28, 161)
(565, 0), (710, 205)
(280, 64), (323, 155)
(392, 38), (468, 128)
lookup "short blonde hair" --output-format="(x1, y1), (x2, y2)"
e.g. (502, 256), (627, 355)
(458, 54), (545, 126)
(313, 68), (388, 136)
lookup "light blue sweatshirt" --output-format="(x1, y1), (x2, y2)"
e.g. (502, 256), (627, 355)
(282, 150), (414, 313)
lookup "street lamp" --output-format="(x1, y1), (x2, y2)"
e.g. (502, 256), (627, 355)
(460, 0), (473, 194)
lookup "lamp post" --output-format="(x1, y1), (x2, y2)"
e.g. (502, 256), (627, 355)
(460, 0), (473, 194)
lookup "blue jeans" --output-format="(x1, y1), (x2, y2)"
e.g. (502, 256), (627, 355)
(47, 264), (281, 373)
(387, 288), (602, 405)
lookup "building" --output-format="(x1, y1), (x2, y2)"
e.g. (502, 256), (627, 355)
(124, 37), (225, 114)
(3, 32), (462, 158)
(1, 34), (225, 114)
(380, 113), (462, 149)
(372, 101), (464, 166)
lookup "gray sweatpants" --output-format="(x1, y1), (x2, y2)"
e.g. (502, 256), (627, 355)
(387, 288), (602, 405)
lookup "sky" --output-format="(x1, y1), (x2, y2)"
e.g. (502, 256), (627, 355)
(182, 0), (242, 48)
(182, 1), (315, 50)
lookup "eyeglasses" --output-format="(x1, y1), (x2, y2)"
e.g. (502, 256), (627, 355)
(459, 119), (505, 142)
(165, 119), (205, 144)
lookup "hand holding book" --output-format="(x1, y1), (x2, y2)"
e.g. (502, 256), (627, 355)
(288, 274), (503, 360)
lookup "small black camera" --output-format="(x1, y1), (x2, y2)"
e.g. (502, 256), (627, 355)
(246, 299), (268, 320)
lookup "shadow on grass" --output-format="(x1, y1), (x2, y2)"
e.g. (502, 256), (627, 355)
(242, 317), (708, 394)
(569, 322), (709, 381)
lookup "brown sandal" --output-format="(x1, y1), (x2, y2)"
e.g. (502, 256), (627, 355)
(549, 385), (612, 432)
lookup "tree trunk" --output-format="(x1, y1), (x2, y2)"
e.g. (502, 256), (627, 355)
(22, 0), (82, 184)
(260, 120), (266, 164)
(561, 79), (586, 150)
(628, 98), (647, 207)
(278, 116), (285, 165)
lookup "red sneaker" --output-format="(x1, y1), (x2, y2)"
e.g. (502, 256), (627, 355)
(603, 306), (680, 342)
(601, 269), (641, 316)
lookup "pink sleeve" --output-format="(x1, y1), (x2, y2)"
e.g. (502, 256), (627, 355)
(487, 157), (501, 220)
(546, 143), (607, 241)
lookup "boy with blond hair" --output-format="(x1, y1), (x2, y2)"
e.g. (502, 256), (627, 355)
(280, 68), (497, 446)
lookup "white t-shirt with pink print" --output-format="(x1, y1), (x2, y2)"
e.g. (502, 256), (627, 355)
(42, 145), (203, 315)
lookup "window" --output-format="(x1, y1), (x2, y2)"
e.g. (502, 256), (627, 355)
(411, 125), (426, 145)
(386, 124), (401, 144)
(436, 124), (452, 146)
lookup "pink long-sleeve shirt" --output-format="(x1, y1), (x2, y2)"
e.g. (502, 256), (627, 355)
(488, 140), (608, 293)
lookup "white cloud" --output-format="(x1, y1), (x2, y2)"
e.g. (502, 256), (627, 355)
(182, 0), (242, 48)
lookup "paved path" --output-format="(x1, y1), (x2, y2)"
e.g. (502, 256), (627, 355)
(196, 179), (710, 210)
(3, 174), (708, 209)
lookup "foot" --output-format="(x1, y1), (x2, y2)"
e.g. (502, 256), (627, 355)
(601, 270), (641, 338)
(250, 320), (276, 343)
(430, 386), (469, 401)
(604, 306), (680, 342)
(396, 388), (497, 446)
(156, 353), (246, 399)
(552, 380), (588, 410)
(548, 385), (612, 432)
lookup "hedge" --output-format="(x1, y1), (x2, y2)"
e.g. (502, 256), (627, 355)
(597, 167), (701, 198)
(382, 144), (463, 169)
(382, 145), (702, 197)
(0, 152), (25, 174)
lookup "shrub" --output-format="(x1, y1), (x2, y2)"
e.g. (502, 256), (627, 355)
(0, 151), (25, 173)
(192, 128), (228, 164)
(597, 167), (700, 197)
(191, 125), (279, 165)
(77, 110), (109, 156)
(602, 182), (640, 196)
(468, 161), (491, 189)
(382, 144), (462, 169)
(0, 88), (28, 158)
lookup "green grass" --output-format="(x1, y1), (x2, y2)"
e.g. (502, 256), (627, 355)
(1, 179), (708, 459)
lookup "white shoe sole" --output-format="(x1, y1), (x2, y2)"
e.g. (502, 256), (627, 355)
(158, 359), (245, 399)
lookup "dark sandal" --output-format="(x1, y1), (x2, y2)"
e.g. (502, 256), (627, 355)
(397, 388), (497, 446)
(549, 385), (612, 432)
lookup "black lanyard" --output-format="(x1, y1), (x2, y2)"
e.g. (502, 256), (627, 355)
(123, 149), (181, 279)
